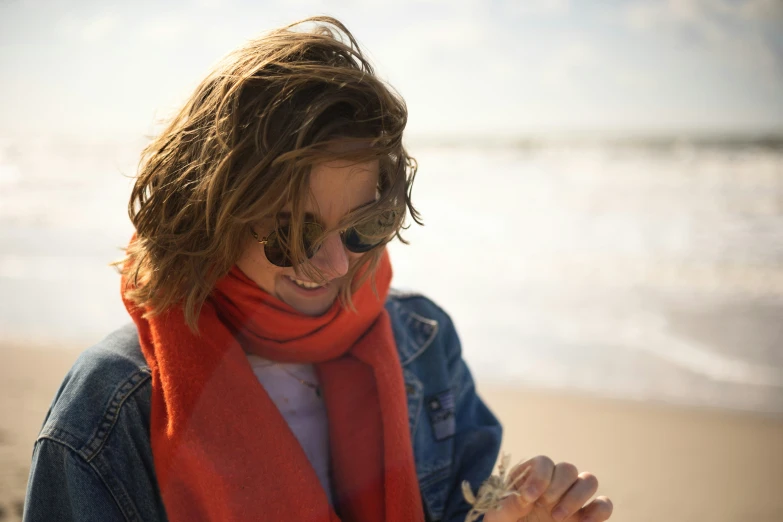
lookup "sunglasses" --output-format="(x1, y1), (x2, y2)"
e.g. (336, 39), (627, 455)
(251, 213), (396, 267)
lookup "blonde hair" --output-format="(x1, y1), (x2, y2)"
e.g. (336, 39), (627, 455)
(118, 16), (421, 331)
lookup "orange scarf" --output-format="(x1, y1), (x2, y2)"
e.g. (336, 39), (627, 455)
(121, 247), (424, 522)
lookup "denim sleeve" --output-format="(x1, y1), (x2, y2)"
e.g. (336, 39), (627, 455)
(24, 439), (125, 522)
(440, 313), (503, 522)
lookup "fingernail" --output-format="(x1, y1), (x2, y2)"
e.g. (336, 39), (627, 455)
(552, 506), (569, 522)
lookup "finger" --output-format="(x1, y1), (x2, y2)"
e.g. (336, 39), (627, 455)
(495, 454), (554, 517)
(482, 462), (536, 522)
(576, 496), (614, 522)
(535, 462), (579, 510)
(515, 455), (555, 505)
(549, 472), (599, 522)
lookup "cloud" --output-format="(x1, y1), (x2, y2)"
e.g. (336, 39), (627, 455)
(401, 18), (488, 50)
(374, 12), (492, 70)
(539, 40), (601, 85)
(623, 0), (783, 79)
(734, 0), (783, 21)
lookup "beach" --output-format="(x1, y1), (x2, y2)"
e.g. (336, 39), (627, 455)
(3, 138), (783, 522)
(0, 345), (78, 522)
(3, 343), (782, 522)
(1, 1), (783, 517)
(481, 386), (783, 522)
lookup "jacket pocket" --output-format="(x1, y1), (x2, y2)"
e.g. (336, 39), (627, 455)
(417, 459), (451, 521)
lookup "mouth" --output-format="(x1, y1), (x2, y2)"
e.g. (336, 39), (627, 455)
(283, 275), (331, 296)
(288, 276), (323, 289)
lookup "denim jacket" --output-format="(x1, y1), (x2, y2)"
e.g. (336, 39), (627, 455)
(24, 291), (502, 522)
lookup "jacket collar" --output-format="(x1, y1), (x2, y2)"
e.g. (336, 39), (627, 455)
(386, 292), (439, 367)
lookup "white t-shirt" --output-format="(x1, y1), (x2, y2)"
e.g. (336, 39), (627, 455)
(246, 355), (334, 506)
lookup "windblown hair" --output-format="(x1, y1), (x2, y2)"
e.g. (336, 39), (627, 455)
(118, 16), (421, 331)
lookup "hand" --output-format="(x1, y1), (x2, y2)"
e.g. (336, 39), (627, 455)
(483, 455), (613, 522)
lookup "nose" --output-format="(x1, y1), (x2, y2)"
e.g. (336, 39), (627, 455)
(309, 232), (349, 280)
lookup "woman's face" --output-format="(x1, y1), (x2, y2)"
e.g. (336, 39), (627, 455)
(236, 158), (379, 316)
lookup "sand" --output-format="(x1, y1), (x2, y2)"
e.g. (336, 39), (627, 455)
(2, 344), (782, 522)
(0, 345), (83, 522)
(481, 386), (783, 522)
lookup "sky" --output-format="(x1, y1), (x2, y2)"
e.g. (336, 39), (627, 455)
(1, 0), (782, 138)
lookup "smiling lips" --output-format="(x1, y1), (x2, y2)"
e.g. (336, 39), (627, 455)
(287, 276), (325, 290)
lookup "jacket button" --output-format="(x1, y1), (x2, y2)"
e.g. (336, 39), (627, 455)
(405, 384), (415, 395)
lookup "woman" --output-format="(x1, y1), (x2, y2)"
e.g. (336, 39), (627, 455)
(24, 16), (613, 522)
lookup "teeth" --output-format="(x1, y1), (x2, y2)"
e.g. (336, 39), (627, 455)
(289, 277), (323, 289)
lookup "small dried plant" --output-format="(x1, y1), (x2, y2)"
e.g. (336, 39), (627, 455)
(461, 453), (531, 522)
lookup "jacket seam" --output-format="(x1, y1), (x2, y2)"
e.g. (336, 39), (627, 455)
(387, 294), (443, 365)
(37, 429), (81, 453)
(403, 369), (423, 439)
(89, 453), (141, 522)
(419, 462), (451, 488)
(387, 288), (424, 300)
(56, 369), (150, 462)
(34, 438), (134, 522)
(398, 311), (440, 365)
(390, 289), (441, 302)
(392, 293), (452, 327)
(35, 369), (152, 457)
(81, 368), (152, 462)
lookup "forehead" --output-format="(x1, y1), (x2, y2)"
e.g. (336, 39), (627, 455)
(301, 158), (379, 220)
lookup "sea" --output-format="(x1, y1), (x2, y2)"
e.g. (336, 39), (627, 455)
(2, 134), (782, 417)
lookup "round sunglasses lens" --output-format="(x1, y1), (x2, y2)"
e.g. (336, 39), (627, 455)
(263, 230), (289, 267)
(343, 213), (395, 253)
(343, 228), (378, 253)
(264, 222), (324, 267)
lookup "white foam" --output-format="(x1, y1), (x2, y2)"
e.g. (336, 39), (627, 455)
(3, 138), (783, 414)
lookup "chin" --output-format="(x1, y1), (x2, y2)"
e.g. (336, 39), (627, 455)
(277, 285), (339, 316)
(288, 297), (337, 316)
(274, 274), (342, 316)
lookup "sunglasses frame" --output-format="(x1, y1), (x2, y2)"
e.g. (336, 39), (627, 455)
(250, 220), (388, 267)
